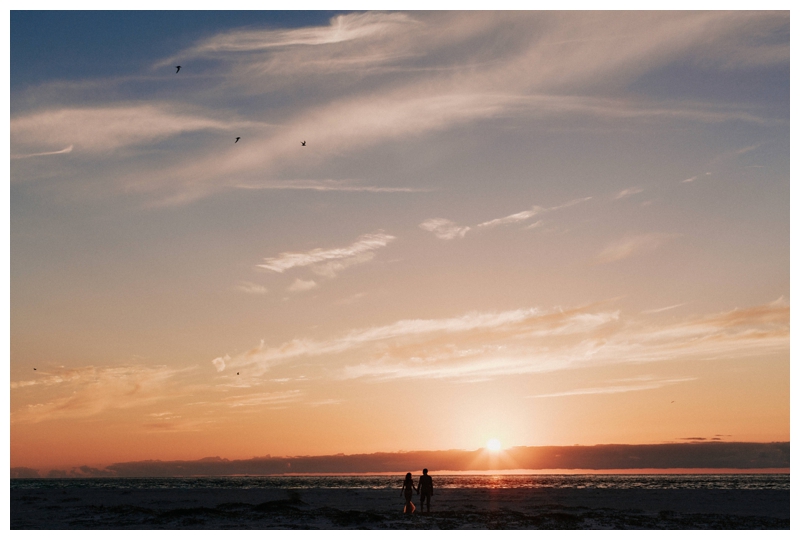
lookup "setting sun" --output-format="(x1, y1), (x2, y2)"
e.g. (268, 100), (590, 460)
(487, 439), (502, 452)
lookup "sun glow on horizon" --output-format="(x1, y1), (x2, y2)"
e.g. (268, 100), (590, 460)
(486, 439), (502, 452)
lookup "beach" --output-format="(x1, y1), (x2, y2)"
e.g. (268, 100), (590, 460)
(11, 484), (789, 529)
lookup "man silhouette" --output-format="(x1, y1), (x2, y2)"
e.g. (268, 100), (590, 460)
(418, 468), (433, 513)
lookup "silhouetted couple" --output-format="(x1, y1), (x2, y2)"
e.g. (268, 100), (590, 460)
(401, 469), (434, 514)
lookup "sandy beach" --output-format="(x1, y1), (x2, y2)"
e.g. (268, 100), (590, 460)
(11, 486), (789, 529)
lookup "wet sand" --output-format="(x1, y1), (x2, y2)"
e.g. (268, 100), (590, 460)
(11, 486), (789, 529)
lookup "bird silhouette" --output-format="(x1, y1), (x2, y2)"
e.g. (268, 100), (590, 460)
(175, 66), (181, 73)
(301, 141), (306, 146)
(33, 368), (37, 371)
(235, 137), (241, 143)
(237, 372), (240, 375)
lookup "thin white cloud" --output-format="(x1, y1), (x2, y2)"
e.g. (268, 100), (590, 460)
(477, 197), (592, 229)
(524, 220), (544, 230)
(11, 145), (73, 160)
(477, 207), (544, 229)
(14, 12), (786, 203)
(236, 180), (430, 193)
(236, 282), (268, 295)
(311, 252), (375, 278)
(307, 399), (343, 407)
(10, 104), (248, 156)
(614, 187), (644, 200)
(212, 355), (229, 372)
(594, 233), (676, 264)
(530, 376), (697, 398)
(419, 218), (471, 240)
(160, 13), (416, 62)
(258, 232), (395, 273)
(288, 279), (318, 293)
(421, 197), (591, 240)
(682, 172), (711, 183)
(222, 390), (303, 409)
(734, 143), (764, 156)
(335, 300), (787, 382)
(218, 307), (549, 374)
(10, 365), (191, 424)
(509, 94), (777, 126)
(198, 297), (787, 385)
(642, 303), (687, 315)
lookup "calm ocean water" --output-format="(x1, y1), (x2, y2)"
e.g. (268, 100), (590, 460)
(11, 473), (789, 491)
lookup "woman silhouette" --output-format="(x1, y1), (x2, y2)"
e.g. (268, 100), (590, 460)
(400, 472), (418, 514)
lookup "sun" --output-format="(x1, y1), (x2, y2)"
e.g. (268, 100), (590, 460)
(486, 438), (502, 452)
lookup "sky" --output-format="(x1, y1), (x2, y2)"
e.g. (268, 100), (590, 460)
(8, 9), (790, 471)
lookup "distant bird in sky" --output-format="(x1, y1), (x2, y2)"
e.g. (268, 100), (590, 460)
(301, 141), (306, 146)
(175, 66), (181, 73)
(671, 401), (675, 403)
(235, 137), (241, 143)
(237, 372), (240, 375)
(33, 368), (36, 371)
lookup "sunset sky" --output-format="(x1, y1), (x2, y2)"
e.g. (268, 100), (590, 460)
(8, 10), (790, 471)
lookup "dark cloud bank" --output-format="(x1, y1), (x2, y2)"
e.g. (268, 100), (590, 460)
(12, 442), (788, 478)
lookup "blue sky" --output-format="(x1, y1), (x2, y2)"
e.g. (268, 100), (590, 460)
(11, 11), (344, 89)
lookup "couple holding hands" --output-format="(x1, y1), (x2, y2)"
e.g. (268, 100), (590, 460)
(401, 469), (434, 514)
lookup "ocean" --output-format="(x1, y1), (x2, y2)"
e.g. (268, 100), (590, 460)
(11, 474), (790, 529)
(10, 473), (790, 490)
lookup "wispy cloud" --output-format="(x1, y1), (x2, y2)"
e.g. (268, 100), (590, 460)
(477, 197), (592, 229)
(11, 365), (191, 424)
(236, 282), (268, 295)
(419, 218), (470, 240)
(594, 233), (676, 264)
(219, 306), (550, 373)
(642, 303), (687, 315)
(236, 180), (430, 193)
(221, 390), (303, 409)
(159, 12), (416, 63)
(530, 376), (696, 398)
(337, 299), (787, 382)
(422, 197), (591, 240)
(524, 220), (544, 230)
(682, 172), (711, 183)
(288, 279), (318, 292)
(614, 187), (644, 200)
(10, 105), (248, 156)
(14, 12), (785, 203)
(258, 232), (395, 274)
(216, 298), (787, 382)
(212, 355), (229, 372)
(11, 145), (73, 160)
(477, 207), (545, 229)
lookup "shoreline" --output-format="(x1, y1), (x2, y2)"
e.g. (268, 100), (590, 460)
(12, 484), (790, 529)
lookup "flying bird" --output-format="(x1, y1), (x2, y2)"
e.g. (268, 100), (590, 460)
(175, 66), (181, 73)
(33, 368), (36, 371)
(301, 141), (306, 146)
(235, 137), (241, 143)
(237, 372), (240, 375)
